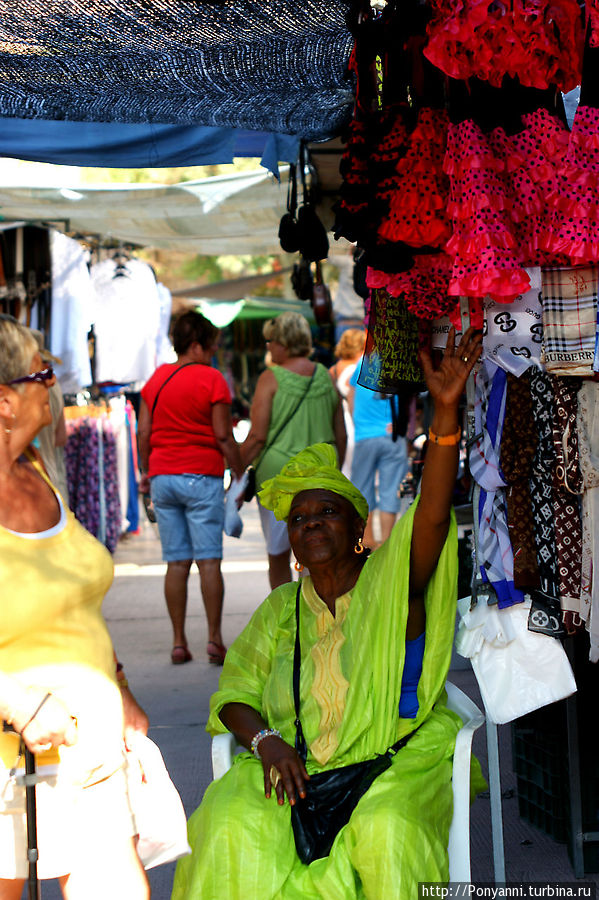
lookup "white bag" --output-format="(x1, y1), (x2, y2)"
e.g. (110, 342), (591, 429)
(455, 596), (577, 725)
(125, 733), (191, 870)
(224, 471), (248, 538)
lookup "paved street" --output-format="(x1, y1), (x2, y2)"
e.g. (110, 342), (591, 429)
(30, 502), (599, 899)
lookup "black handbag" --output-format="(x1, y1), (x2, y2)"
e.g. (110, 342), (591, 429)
(289, 584), (416, 864)
(243, 465), (257, 502)
(278, 163), (300, 253)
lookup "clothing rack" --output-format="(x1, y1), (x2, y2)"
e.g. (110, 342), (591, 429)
(64, 397), (140, 551)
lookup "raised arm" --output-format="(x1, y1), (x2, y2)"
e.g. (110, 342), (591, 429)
(239, 369), (278, 468)
(407, 327), (482, 634)
(137, 397), (152, 495)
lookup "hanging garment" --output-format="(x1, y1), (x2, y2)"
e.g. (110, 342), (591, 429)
(91, 258), (161, 384)
(367, 253), (459, 324)
(444, 78), (570, 303)
(528, 368), (560, 601)
(424, 0), (583, 92)
(64, 408), (122, 553)
(551, 378), (585, 631)
(125, 401), (140, 534)
(542, 34), (599, 265)
(500, 371), (540, 590)
(468, 359), (524, 608)
(576, 382), (599, 660)
(50, 231), (94, 392)
(541, 266), (597, 376)
(108, 396), (131, 534)
(482, 270), (543, 375)
(156, 283), (176, 366)
(334, 1), (451, 277)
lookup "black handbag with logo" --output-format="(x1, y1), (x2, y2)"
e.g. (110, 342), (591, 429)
(289, 584), (417, 864)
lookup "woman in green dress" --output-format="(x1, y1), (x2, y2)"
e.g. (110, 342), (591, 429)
(240, 312), (346, 589)
(173, 327), (483, 900)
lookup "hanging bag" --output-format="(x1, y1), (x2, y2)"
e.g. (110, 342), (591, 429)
(296, 143), (330, 263)
(455, 596), (577, 725)
(278, 163), (301, 254)
(125, 733), (191, 869)
(310, 261), (333, 326)
(291, 256), (314, 302)
(289, 584), (417, 864)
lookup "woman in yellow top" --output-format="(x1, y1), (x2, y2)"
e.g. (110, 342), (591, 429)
(0, 315), (150, 899)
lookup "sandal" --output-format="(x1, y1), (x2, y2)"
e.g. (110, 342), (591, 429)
(171, 645), (192, 665)
(207, 641), (227, 666)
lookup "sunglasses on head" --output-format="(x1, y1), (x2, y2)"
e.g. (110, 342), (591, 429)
(8, 366), (54, 386)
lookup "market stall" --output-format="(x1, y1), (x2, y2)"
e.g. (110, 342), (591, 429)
(3, 0), (599, 877)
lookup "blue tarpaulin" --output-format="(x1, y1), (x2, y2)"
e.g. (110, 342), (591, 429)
(0, 119), (300, 176)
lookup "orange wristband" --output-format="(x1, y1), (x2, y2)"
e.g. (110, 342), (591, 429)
(428, 426), (462, 446)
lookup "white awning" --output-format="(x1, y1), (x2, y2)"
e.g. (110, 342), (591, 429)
(0, 167), (289, 254)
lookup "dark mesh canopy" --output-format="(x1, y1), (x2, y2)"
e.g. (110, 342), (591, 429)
(0, 0), (355, 140)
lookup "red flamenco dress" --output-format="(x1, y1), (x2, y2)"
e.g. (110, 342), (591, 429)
(335, 1), (460, 323)
(422, 0), (581, 301)
(424, 0), (583, 93)
(542, 34), (599, 266)
(444, 77), (571, 304)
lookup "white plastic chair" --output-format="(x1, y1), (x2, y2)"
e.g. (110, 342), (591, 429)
(212, 680), (484, 882)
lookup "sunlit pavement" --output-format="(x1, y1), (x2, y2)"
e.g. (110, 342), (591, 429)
(32, 501), (596, 898)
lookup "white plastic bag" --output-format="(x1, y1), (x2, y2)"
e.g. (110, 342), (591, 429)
(224, 471), (248, 538)
(125, 733), (191, 870)
(456, 596), (577, 725)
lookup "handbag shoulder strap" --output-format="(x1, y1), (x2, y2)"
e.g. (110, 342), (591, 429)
(293, 581), (309, 761)
(151, 362), (196, 418)
(255, 365), (317, 470)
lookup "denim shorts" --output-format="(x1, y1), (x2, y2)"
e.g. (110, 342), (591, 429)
(350, 435), (408, 514)
(150, 474), (224, 561)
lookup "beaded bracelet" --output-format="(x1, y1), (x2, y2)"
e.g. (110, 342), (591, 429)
(428, 426), (462, 446)
(250, 728), (282, 758)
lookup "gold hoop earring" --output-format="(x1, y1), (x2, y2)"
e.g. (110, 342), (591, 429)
(294, 561), (304, 573)
(354, 537), (365, 555)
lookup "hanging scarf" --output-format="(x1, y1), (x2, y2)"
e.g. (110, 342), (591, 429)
(552, 377), (585, 632)
(576, 382), (599, 660)
(500, 370), (540, 590)
(468, 359), (524, 608)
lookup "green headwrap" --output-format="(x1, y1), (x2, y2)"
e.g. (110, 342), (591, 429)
(258, 443), (369, 523)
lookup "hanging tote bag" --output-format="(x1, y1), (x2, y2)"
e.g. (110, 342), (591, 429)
(455, 596), (577, 725)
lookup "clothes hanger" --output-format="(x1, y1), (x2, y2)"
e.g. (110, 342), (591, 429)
(111, 245), (131, 278)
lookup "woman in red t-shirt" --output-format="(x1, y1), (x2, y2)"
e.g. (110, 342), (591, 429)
(138, 312), (243, 666)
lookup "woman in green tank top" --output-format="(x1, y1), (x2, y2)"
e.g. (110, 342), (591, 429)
(240, 313), (346, 588)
